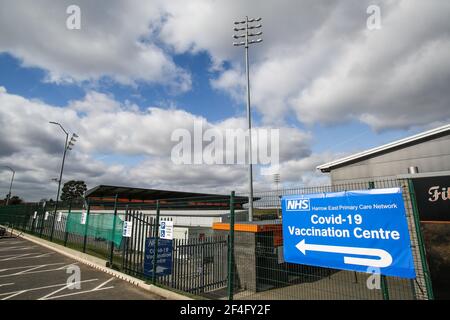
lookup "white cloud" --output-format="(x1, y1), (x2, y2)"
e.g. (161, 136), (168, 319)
(160, 0), (450, 130)
(2, 1), (448, 200)
(1, 1), (448, 130)
(210, 68), (245, 102)
(0, 0), (191, 91)
(0, 88), (319, 200)
(290, 1), (450, 131)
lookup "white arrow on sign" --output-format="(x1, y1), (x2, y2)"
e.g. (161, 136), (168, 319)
(156, 266), (167, 274)
(295, 239), (393, 268)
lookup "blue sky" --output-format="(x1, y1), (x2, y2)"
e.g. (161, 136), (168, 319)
(0, 1), (449, 201)
(0, 51), (420, 155)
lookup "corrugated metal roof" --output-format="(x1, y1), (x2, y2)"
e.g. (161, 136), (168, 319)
(317, 123), (450, 172)
(84, 184), (255, 209)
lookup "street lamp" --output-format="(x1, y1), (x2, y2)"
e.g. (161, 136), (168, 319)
(274, 173), (281, 217)
(233, 16), (263, 222)
(2, 166), (15, 206)
(49, 121), (78, 240)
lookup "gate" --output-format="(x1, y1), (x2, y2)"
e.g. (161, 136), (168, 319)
(121, 208), (229, 298)
(121, 209), (156, 277)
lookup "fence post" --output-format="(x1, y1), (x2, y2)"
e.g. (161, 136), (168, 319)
(64, 200), (72, 247)
(50, 202), (58, 242)
(407, 179), (434, 300)
(31, 208), (37, 234)
(227, 191), (235, 301)
(121, 207), (129, 271)
(39, 202), (46, 238)
(109, 194), (119, 267)
(83, 202), (91, 253)
(21, 206), (28, 231)
(152, 200), (161, 284)
(368, 181), (390, 300)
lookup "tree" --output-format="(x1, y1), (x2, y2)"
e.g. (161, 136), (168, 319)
(3, 195), (24, 205)
(61, 180), (87, 201)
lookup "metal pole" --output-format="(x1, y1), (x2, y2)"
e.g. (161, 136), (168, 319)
(367, 181), (389, 299)
(2, 166), (15, 206)
(244, 16), (254, 222)
(39, 203), (46, 238)
(50, 132), (68, 241)
(64, 200), (72, 247)
(407, 179), (434, 300)
(152, 200), (161, 284)
(83, 202), (91, 253)
(109, 194), (119, 267)
(227, 191), (235, 300)
(6, 169), (15, 206)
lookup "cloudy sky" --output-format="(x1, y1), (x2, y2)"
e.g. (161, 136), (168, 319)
(0, 0), (449, 201)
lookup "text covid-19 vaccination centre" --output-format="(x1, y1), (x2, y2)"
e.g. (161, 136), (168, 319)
(317, 123), (450, 299)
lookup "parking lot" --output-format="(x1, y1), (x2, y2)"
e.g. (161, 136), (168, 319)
(0, 236), (165, 300)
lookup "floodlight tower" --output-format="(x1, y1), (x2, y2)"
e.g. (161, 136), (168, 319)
(274, 173), (281, 216)
(49, 121), (78, 240)
(2, 166), (15, 206)
(233, 16), (263, 222)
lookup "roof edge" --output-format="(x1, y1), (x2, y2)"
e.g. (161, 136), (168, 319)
(317, 123), (450, 172)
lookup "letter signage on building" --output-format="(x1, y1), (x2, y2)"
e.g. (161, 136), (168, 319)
(412, 175), (450, 222)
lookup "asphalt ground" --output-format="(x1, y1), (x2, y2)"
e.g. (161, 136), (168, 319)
(0, 236), (165, 300)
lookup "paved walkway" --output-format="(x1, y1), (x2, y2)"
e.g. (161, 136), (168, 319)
(0, 236), (164, 300)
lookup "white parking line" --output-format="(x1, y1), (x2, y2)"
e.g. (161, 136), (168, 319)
(0, 262), (65, 273)
(0, 246), (36, 252)
(0, 252), (52, 261)
(42, 286), (114, 300)
(0, 283), (14, 288)
(0, 241), (23, 246)
(0, 279), (99, 300)
(0, 263), (78, 278)
(38, 282), (81, 300)
(93, 277), (115, 290)
(40, 278), (115, 300)
(0, 253), (33, 260)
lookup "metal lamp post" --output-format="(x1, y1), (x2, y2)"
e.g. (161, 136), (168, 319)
(274, 173), (281, 217)
(2, 166), (15, 206)
(49, 121), (78, 240)
(233, 16), (263, 222)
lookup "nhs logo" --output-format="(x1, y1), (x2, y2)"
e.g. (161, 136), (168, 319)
(286, 199), (310, 211)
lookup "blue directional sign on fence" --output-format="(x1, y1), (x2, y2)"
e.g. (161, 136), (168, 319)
(144, 237), (173, 277)
(282, 188), (416, 278)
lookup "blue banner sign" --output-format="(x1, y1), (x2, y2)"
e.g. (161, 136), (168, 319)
(144, 237), (173, 277)
(282, 188), (416, 278)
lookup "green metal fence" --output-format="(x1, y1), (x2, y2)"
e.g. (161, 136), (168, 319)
(0, 178), (434, 300)
(117, 195), (235, 300)
(0, 201), (124, 263)
(232, 178), (432, 300)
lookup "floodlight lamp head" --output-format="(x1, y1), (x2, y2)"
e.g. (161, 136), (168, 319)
(248, 24), (262, 29)
(248, 31), (263, 37)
